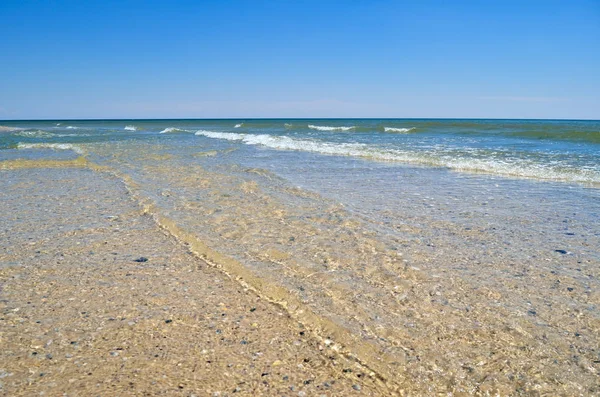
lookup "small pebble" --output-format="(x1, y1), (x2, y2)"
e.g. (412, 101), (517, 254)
(165, 319), (173, 323)
(134, 257), (148, 262)
(352, 384), (361, 391)
(554, 250), (568, 255)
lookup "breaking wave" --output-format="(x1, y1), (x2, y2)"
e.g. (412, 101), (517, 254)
(194, 130), (600, 184)
(16, 142), (85, 155)
(124, 125), (138, 131)
(234, 123), (243, 128)
(308, 125), (355, 131)
(384, 127), (415, 133)
(0, 126), (25, 133)
(13, 129), (55, 138)
(159, 127), (188, 134)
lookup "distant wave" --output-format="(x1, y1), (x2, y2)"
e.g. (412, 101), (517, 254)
(17, 142), (85, 155)
(0, 126), (24, 133)
(234, 123), (243, 128)
(384, 127), (415, 133)
(195, 130), (246, 140)
(124, 125), (138, 131)
(66, 126), (79, 129)
(14, 129), (55, 138)
(159, 127), (188, 134)
(194, 130), (599, 184)
(308, 125), (355, 132)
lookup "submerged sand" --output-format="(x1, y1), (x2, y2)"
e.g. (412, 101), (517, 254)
(0, 167), (385, 396)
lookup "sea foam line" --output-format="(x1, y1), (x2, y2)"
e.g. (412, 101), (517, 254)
(17, 142), (85, 155)
(308, 125), (355, 131)
(384, 127), (415, 133)
(194, 130), (599, 184)
(124, 125), (138, 131)
(0, 126), (25, 133)
(159, 127), (189, 134)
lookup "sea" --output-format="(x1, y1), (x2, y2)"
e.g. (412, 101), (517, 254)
(1, 119), (599, 394)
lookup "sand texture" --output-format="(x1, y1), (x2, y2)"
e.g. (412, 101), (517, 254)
(0, 168), (386, 396)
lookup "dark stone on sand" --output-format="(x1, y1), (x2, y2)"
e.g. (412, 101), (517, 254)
(261, 372), (269, 377)
(289, 236), (295, 242)
(303, 379), (312, 384)
(249, 307), (256, 312)
(134, 257), (148, 262)
(240, 340), (248, 345)
(555, 250), (568, 254)
(352, 384), (362, 391)
(528, 310), (537, 316)
(567, 287), (574, 292)
(165, 319), (172, 323)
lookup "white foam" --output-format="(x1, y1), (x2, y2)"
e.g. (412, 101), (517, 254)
(14, 129), (55, 138)
(159, 127), (187, 134)
(65, 126), (79, 129)
(0, 126), (24, 133)
(17, 142), (85, 155)
(308, 125), (355, 131)
(124, 125), (138, 131)
(234, 123), (243, 128)
(194, 130), (600, 184)
(384, 127), (415, 133)
(195, 130), (247, 140)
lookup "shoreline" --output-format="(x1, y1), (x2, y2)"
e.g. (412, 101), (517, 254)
(0, 166), (386, 395)
(1, 145), (598, 395)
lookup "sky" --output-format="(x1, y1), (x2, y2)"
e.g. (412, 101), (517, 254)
(1, 0), (599, 120)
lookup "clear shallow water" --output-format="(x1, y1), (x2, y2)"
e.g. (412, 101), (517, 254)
(1, 119), (599, 394)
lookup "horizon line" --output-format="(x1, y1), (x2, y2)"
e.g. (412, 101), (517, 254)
(2, 117), (599, 122)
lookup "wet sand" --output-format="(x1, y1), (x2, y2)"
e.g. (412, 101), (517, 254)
(0, 167), (385, 396)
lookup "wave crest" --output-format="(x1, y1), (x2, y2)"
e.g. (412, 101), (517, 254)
(14, 129), (55, 138)
(0, 126), (24, 133)
(160, 127), (188, 134)
(308, 125), (355, 131)
(194, 130), (599, 184)
(124, 125), (138, 131)
(384, 127), (415, 133)
(17, 142), (85, 154)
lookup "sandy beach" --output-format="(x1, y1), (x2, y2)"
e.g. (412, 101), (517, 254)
(1, 120), (598, 396)
(0, 166), (386, 396)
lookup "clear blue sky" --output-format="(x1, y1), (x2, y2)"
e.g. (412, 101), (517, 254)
(1, 0), (599, 119)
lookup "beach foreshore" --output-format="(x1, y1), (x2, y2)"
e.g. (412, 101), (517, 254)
(0, 167), (385, 396)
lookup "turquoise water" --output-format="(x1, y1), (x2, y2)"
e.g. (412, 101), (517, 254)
(1, 118), (599, 184)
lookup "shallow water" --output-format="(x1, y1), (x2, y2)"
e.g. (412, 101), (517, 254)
(1, 119), (599, 394)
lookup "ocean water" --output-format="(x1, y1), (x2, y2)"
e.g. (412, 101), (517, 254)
(1, 119), (599, 394)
